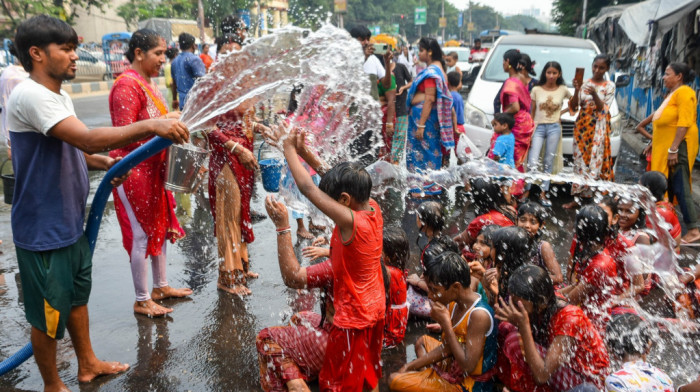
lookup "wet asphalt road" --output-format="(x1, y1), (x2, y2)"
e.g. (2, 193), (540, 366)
(0, 93), (698, 391)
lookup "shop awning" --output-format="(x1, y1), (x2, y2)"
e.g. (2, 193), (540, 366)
(619, 0), (700, 46)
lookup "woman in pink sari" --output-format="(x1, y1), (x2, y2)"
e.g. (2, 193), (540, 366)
(498, 49), (534, 172)
(109, 29), (192, 317)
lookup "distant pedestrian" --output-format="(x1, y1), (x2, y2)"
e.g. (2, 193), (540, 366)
(0, 41), (28, 157)
(171, 32), (206, 110)
(199, 43), (213, 71)
(349, 25), (389, 101)
(565, 54), (615, 209)
(649, 62), (700, 244)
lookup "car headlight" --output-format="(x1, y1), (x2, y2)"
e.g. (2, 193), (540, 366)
(611, 114), (621, 137)
(465, 102), (492, 130)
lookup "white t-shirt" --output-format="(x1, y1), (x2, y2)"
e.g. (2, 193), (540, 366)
(7, 78), (89, 251)
(363, 55), (385, 79)
(530, 84), (572, 124)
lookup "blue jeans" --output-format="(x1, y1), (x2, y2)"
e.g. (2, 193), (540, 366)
(527, 123), (561, 191)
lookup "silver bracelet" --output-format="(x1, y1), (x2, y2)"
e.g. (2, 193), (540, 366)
(417, 125), (426, 129)
(668, 148), (679, 154)
(230, 142), (239, 153)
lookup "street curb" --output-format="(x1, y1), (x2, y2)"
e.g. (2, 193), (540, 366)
(620, 124), (700, 202)
(63, 76), (166, 98)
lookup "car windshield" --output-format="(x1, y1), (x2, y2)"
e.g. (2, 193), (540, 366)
(444, 48), (470, 62)
(482, 43), (600, 87)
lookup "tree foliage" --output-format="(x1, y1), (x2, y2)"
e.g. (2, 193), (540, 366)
(0, 0), (110, 37)
(553, 0), (639, 37)
(117, 0), (197, 30)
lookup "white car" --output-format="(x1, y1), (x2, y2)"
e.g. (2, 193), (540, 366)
(463, 34), (628, 165)
(74, 48), (109, 82)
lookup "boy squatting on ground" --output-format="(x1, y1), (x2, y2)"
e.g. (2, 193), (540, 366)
(8, 15), (189, 392)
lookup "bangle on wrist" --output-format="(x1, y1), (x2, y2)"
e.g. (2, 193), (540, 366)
(277, 228), (291, 236)
(230, 142), (239, 153)
(417, 124), (426, 129)
(668, 148), (679, 154)
(276, 226), (291, 232)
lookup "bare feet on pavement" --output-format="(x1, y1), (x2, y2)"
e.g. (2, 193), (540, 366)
(151, 286), (193, 300)
(78, 359), (130, 383)
(296, 227), (314, 240)
(246, 270), (260, 279)
(134, 299), (173, 317)
(217, 282), (252, 296)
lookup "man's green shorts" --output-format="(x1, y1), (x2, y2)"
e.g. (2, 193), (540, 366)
(16, 236), (92, 339)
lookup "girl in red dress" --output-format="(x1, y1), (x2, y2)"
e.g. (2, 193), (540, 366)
(496, 265), (610, 392)
(109, 29), (191, 317)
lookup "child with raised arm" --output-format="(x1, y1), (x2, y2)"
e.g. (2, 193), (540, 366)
(281, 127), (385, 391)
(390, 252), (497, 392)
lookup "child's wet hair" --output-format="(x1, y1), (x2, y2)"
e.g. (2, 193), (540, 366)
(493, 113), (515, 130)
(421, 236), (459, 270)
(508, 265), (563, 344)
(383, 226), (409, 271)
(492, 226), (532, 297)
(424, 251), (471, 289)
(518, 202), (547, 225)
(606, 313), (651, 358)
(478, 224), (499, 246)
(575, 204), (610, 246)
(417, 201), (445, 232)
(318, 161), (371, 202)
(469, 178), (516, 222)
(598, 195), (619, 218)
(640, 171), (667, 202)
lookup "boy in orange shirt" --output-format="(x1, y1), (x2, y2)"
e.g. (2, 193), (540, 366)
(281, 128), (385, 391)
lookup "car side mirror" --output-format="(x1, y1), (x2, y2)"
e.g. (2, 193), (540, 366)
(615, 73), (630, 88)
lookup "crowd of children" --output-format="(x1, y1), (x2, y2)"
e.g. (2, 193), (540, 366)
(255, 127), (700, 391)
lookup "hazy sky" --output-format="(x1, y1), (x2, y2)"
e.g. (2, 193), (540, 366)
(447, 0), (555, 15)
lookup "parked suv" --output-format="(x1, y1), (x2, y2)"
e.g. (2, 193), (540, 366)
(463, 34), (628, 166)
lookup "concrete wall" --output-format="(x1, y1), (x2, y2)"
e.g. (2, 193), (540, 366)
(71, 0), (130, 44)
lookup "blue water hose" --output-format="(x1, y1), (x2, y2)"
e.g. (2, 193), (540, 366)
(0, 136), (173, 377)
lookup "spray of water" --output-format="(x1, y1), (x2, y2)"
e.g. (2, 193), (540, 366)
(177, 24), (699, 383)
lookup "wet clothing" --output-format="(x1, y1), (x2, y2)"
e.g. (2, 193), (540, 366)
(571, 251), (621, 333)
(390, 298), (497, 392)
(378, 75), (397, 160)
(649, 201), (681, 239)
(497, 305), (610, 392)
(109, 69), (184, 258)
(571, 79), (615, 195)
(208, 111), (256, 284)
(383, 265), (409, 348)
(7, 79), (89, 251)
(394, 63), (412, 117)
(319, 199), (384, 390)
(329, 199), (385, 329)
(466, 210), (515, 242)
(605, 360), (674, 392)
(256, 260), (333, 391)
(16, 236), (92, 340)
(319, 319), (385, 391)
(171, 51), (206, 110)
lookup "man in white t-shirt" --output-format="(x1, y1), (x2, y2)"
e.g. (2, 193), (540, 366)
(9, 15), (190, 391)
(349, 25), (390, 101)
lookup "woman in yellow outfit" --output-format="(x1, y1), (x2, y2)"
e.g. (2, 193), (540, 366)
(651, 63), (700, 244)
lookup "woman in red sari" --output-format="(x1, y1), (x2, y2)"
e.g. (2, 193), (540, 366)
(498, 49), (534, 172)
(109, 29), (192, 317)
(207, 34), (265, 295)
